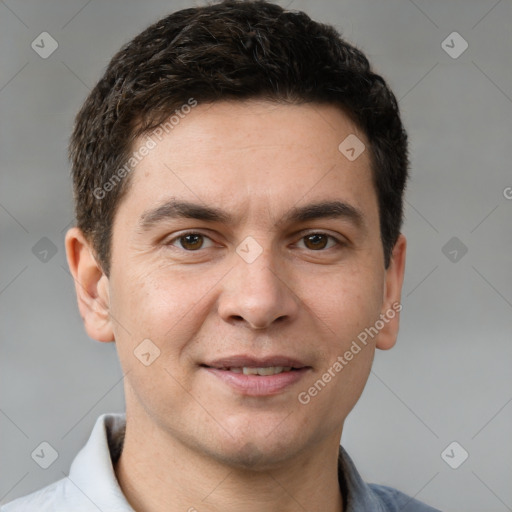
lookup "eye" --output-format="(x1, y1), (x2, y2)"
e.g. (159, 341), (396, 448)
(296, 232), (342, 251)
(165, 231), (344, 253)
(167, 231), (215, 251)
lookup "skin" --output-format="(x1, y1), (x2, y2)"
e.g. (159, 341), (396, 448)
(65, 100), (406, 512)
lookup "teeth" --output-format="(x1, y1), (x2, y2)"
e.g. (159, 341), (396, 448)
(227, 366), (293, 376)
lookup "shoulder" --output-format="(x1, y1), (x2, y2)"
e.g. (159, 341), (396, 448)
(369, 483), (442, 512)
(338, 446), (441, 511)
(1, 477), (72, 512)
(1, 412), (130, 512)
(0, 474), (112, 512)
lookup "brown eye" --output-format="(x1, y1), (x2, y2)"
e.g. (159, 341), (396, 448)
(167, 232), (214, 251)
(180, 233), (204, 250)
(298, 233), (340, 251)
(304, 233), (328, 250)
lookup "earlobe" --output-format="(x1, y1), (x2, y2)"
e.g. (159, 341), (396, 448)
(65, 227), (114, 342)
(376, 234), (406, 351)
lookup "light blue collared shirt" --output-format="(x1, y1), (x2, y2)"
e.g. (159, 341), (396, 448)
(1, 413), (441, 511)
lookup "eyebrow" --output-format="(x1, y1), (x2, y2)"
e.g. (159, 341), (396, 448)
(138, 198), (366, 232)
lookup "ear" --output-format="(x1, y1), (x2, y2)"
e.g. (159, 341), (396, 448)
(65, 227), (114, 342)
(375, 234), (406, 351)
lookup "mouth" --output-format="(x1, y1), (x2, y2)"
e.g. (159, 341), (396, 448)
(215, 366), (297, 375)
(200, 356), (311, 396)
(201, 365), (302, 375)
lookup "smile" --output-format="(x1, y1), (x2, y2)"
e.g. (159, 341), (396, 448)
(201, 365), (310, 396)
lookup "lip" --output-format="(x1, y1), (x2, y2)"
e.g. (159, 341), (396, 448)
(203, 355), (308, 369)
(201, 355), (311, 396)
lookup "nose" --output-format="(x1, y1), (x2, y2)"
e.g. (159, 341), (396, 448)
(217, 247), (300, 330)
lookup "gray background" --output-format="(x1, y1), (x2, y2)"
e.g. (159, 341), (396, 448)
(1, 0), (511, 510)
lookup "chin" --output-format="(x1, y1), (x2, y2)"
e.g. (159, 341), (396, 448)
(213, 441), (292, 472)
(206, 426), (304, 472)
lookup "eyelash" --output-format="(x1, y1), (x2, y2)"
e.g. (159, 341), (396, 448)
(165, 230), (345, 252)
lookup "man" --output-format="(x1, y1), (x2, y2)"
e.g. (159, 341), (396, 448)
(2, 1), (441, 510)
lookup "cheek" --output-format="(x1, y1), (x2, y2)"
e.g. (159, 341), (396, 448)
(297, 268), (381, 406)
(109, 266), (217, 368)
(108, 270), (204, 420)
(111, 267), (189, 331)
(307, 265), (384, 347)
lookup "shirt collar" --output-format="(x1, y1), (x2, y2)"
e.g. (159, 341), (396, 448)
(338, 445), (388, 511)
(68, 413), (134, 511)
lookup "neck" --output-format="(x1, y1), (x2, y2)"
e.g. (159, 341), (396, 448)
(114, 411), (344, 512)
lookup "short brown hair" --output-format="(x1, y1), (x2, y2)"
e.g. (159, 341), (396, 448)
(69, 0), (409, 275)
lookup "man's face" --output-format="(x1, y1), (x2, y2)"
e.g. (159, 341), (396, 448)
(80, 100), (405, 469)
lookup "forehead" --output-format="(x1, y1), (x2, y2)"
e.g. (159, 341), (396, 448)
(117, 100), (378, 231)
